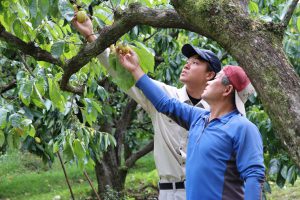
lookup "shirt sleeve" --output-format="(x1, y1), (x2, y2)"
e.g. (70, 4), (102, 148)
(232, 121), (265, 200)
(136, 74), (204, 130)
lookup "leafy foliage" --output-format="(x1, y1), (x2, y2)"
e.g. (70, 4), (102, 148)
(0, 0), (299, 198)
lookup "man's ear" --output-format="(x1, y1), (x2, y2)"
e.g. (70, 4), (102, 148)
(223, 85), (234, 97)
(206, 71), (215, 81)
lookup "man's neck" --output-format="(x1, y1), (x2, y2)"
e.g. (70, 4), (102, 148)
(186, 84), (206, 99)
(209, 101), (236, 121)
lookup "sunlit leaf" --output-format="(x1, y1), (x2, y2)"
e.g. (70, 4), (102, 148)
(249, 1), (259, 13)
(0, 108), (8, 129)
(48, 78), (65, 113)
(73, 139), (85, 160)
(12, 19), (23, 39)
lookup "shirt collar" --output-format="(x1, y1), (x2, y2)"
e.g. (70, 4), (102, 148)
(179, 86), (210, 109)
(212, 109), (240, 123)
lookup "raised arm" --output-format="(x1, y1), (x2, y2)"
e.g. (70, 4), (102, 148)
(118, 53), (205, 129)
(71, 16), (156, 113)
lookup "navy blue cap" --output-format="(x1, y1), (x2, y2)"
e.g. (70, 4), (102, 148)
(181, 44), (221, 73)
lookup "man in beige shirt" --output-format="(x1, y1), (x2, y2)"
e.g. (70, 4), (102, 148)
(72, 17), (221, 200)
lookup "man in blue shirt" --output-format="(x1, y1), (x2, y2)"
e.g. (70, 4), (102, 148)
(118, 50), (265, 200)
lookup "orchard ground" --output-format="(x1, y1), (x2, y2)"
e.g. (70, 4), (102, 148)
(0, 151), (299, 200)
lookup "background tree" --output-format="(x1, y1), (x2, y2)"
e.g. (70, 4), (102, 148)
(0, 0), (299, 197)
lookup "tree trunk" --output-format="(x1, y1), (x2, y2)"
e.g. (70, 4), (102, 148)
(171, 0), (300, 166)
(95, 147), (128, 195)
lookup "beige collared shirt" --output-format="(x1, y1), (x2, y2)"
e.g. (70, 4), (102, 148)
(98, 50), (209, 182)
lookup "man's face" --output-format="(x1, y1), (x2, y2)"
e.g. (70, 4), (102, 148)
(201, 71), (226, 102)
(179, 55), (212, 86)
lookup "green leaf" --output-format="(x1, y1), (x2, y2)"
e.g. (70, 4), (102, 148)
(48, 78), (65, 113)
(63, 135), (74, 162)
(9, 113), (22, 128)
(281, 165), (288, 179)
(131, 41), (155, 73)
(58, 0), (74, 21)
(44, 99), (52, 111)
(32, 11), (44, 28)
(97, 86), (109, 101)
(108, 41), (155, 91)
(28, 124), (36, 137)
(0, 108), (8, 129)
(108, 134), (116, 147)
(12, 19), (23, 39)
(35, 77), (46, 96)
(51, 41), (65, 59)
(276, 171), (286, 188)
(263, 181), (271, 194)
(19, 80), (33, 106)
(249, 1), (259, 13)
(53, 141), (59, 153)
(269, 158), (280, 176)
(0, 130), (4, 147)
(29, 0), (38, 18)
(297, 17), (300, 32)
(92, 100), (102, 113)
(109, 53), (135, 90)
(85, 157), (95, 171)
(287, 165), (297, 184)
(84, 98), (93, 114)
(73, 139), (85, 160)
(21, 119), (32, 126)
(39, 0), (49, 15)
(104, 133), (109, 150)
(31, 83), (46, 109)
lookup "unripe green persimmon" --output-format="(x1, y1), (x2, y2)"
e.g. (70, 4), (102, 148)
(77, 10), (87, 23)
(35, 137), (41, 143)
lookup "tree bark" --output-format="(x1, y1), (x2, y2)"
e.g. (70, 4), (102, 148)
(171, 0), (300, 166)
(95, 148), (128, 195)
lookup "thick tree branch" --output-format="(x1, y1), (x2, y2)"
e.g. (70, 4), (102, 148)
(115, 99), (137, 163)
(125, 140), (154, 168)
(60, 3), (195, 92)
(281, 0), (299, 28)
(0, 80), (17, 94)
(0, 23), (62, 66)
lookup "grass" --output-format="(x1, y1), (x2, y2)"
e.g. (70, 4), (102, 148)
(267, 180), (300, 200)
(0, 150), (300, 200)
(0, 151), (95, 200)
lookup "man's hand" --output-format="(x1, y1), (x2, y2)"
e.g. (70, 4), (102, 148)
(118, 50), (145, 80)
(71, 13), (96, 42)
(118, 49), (139, 72)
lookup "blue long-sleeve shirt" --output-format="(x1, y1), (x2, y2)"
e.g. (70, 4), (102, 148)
(136, 74), (265, 200)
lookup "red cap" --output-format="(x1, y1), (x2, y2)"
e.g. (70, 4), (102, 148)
(222, 65), (255, 116)
(223, 65), (250, 92)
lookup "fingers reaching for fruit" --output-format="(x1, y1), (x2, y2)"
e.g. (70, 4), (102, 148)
(71, 5), (95, 42)
(115, 44), (140, 73)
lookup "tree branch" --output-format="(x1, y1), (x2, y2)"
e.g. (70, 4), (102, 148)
(0, 80), (17, 94)
(0, 23), (62, 66)
(60, 3), (195, 92)
(281, 0), (299, 28)
(115, 99), (137, 163)
(125, 140), (154, 168)
(18, 53), (35, 77)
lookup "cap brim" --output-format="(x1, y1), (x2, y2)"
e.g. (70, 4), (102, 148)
(235, 83), (256, 116)
(181, 44), (209, 62)
(235, 90), (246, 116)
